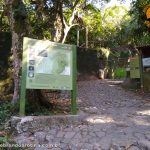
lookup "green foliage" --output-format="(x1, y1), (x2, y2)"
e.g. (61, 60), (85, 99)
(0, 78), (13, 101)
(12, 2), (27, 20)
(114, 68), (126, 78)
(117, 0), (150, 47)
(101, 5), (130, 47)
(97, 47), (110, 59)
(0, 136), (7, 144)
(0, 102), (12, 130)
(0, 137), (23, 150)
(83, 4), (102, 32)
(0, 0), (9, 31)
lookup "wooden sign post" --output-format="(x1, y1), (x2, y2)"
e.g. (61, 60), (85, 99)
(20, 37), (77, 116)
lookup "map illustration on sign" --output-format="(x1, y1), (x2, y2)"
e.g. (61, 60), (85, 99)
(35, 49), (71, 75)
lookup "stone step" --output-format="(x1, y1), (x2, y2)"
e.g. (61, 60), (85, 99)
(9, 114), (88, 134)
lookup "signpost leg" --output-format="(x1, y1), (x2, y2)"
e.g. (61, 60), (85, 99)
(19, 72), (26, 116)
(19, 43), (27, 116)
(71, 46), (77, 114)
(139, 54), (144, 91)
(19, 85), (26, 116)
(71, 88), (77, 114)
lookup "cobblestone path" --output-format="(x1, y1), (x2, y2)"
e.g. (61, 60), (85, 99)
(14, 80), (150, 150)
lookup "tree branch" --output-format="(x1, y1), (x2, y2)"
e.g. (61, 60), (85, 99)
(69, 8), (77, 26)
(72, 0), (80, 10)
(69, 0), (80, 26)
(59, 1), (68, 29)
(0, 10), (4, 30)
(70, 23), (79, 28)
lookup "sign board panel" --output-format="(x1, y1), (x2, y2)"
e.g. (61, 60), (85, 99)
(20, 37), (77, 115)
(23, 37), (75, 90)
(143, 57), (150, 67)
(130, 55), (140, 78)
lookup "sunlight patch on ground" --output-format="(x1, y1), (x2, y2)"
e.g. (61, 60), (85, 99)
(86, 115), (115, 124)
(136, 110), (150, 116)
(108, 84), (116, 87)
(106, 80), (123, 84)
(131, 117), (150, 126)
(84, 107), (98, 111)
(77, 98), (82, 103)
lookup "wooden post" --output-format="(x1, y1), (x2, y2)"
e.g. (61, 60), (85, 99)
(71, 45), (77, 114)
(85, 26), (88, 48)
(139, 52), (144, 91)
(19, 41), (27, 116)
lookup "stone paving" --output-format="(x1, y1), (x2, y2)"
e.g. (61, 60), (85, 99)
(12, 79), (150, 150)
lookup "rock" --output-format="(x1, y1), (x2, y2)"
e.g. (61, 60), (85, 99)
(95, 131), (105, 138)
(133, 132), (145, 141)
(98, 136), (112, 150)
(137, 140), (150, 150)
(81, 130), (88, 138)
(73, 132), (82, 139)
(45, 134), (54, 142)
(56, 131), (65, 138)
(59, 143), (67, 149)
(64, 131), (75, 139)
(48, 129), (57, 135)
(109, 144), (121, 150)
(128, 146), (140, 150)
(93, 143), (102, 150)
(14, 136), (31, 145)
(88, 137), (98, 144)
(84, 106), (98, 114)
(84, 143), (94, 149)
(89, 131), (97, 137)
(145, 133), (150, 141)
(34, 132), (46, 143)
(34, 146), (48, 150)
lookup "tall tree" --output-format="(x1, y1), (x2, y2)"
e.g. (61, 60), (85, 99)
(5, 0), (30, 104)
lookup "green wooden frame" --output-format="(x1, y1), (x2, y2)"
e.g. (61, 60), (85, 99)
(71, 45), (77, 114)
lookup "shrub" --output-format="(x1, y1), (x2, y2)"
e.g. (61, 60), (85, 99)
(114, 68), (126, 78)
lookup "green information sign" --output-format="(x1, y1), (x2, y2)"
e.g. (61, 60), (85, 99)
(130, 55), (140, 79)
(20, 37), (77, 115)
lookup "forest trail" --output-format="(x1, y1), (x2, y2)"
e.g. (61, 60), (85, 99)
(13, 79), (150, 150)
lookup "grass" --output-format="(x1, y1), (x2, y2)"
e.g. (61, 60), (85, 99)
(0, 102), (12, 131)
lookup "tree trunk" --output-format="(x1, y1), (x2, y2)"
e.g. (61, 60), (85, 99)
(11, 33), (20, 104)
(6, 0), (19, 104)
(61, 27), (70, 44)
(51, 14), (64, 42)
(6, 0), (30, 104)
